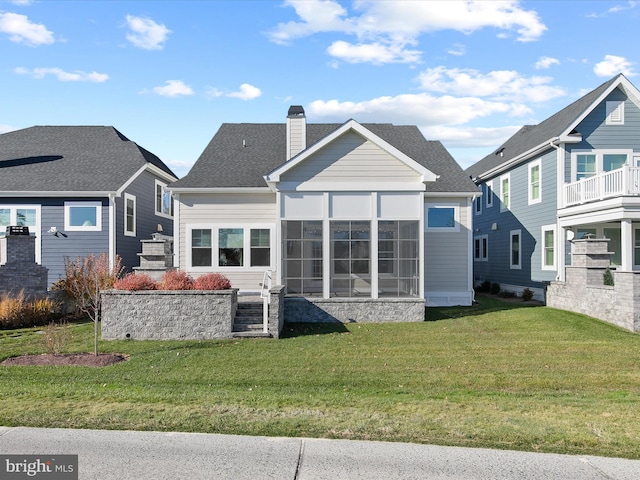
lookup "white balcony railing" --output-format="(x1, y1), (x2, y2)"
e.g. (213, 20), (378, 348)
(564, 166), (640, 206)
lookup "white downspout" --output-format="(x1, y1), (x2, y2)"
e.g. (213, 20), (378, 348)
(108, 193), (116, 270)
(549, 140), (566, 282)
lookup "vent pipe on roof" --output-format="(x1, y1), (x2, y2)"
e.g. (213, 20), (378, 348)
(286, 105), (306, 160)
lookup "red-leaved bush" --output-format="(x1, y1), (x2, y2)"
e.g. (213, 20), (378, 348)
(113, 273), (158, 291)
(193, 273), (232, 290)
(159, 270), (195, 290)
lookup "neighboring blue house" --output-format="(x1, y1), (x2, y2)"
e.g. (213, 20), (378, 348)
(0, 126), (177, 285)
(465, 74), (640, 301)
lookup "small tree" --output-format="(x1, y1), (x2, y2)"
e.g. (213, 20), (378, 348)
(62, 253), (123, 355)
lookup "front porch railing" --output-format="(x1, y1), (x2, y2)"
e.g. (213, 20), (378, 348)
(564, 166), (640, 206)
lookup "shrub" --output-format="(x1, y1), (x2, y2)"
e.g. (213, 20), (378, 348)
(114, 273), (158, 291)
(43, 321), (71, 355)
(490, 282), (501, 295)
(159, 270), (194, 290)
(61, 253), (124, 355)
(603, 268), (614, 286)
(476, 280), (491, 293)
(194, 273), (232, 290)
(0, 291), (60, 329)
(521, 288), (534, 301)
(500, 290), (516, 298)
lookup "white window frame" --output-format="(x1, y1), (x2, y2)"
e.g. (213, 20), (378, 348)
(634, 227), (640, 268)
(510, 229), (522, 270)
(500, 174), (510, 211)
(186, 224), (274, 272)
(155, 180), (173, 219)
(425, 204), (460, 232)
(64, 201), (102, 232)
(571, 149), (632, 181)
(528, 160), (542, 205)
(485, 181), (493, 208)
(606, 100), (624, 125)
(474, 234), (488, 262)
(541, 224), (556, 270)
(474, 195), (482, 215)
(124, 193), (136, 237)
(0, 205), (42, 264)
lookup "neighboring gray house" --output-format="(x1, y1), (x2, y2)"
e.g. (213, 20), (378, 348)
(465, 74), (640, 301)
(0, 126), (178, 285)
(171, 106), (479, 313)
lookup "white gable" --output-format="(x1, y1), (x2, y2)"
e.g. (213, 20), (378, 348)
(265, 120), (437, 192)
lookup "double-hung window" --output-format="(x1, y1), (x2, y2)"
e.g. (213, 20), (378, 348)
(528, 160), (541, 204)
(510, 229), (521, 269)
(124, 193), (136, 237)
(188, 225), (272, 270)
(474, 235), (488, 262)
(155, 180), (173, 218)
(541, 225), (556, 270)
(500, 174), (510, 211)
(485, 181), (493, 208)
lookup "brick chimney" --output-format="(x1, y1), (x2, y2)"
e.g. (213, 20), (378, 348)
(286, 105), (306, 160)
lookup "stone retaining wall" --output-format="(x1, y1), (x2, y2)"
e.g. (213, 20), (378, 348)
(284, 297), (426, 323)
(546, 237), (640, 332)
(101, 289), (238, 340)
(547, 270), (640, 332)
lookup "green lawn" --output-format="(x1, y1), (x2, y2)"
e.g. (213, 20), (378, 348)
(1, 295), (640, 459)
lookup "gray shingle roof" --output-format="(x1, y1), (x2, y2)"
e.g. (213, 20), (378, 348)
(172, 122), (477, 193)
(465, 75), (621, 180)
(0, 126), (176, 192)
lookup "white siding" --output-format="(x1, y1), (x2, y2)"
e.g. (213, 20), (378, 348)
(424, 196), (473, 305)
(281, 131), (420, 187)
(178, 192), (277, 291)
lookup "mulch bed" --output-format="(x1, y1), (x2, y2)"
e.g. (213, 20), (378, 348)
(1, 353), (128, 367)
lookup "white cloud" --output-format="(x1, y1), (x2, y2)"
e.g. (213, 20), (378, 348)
(594, 55), (636, 77)
(421, 125), (523, 148)
(268, 0), (350, 45)
(268, 0), (547, 64)
(417, 66), (566, 103)
(608, 1), (638, 13)
(307, 93), (516, 127)
(15, 67), (108, 82)
(227, 83), (262, 100)
(327, 39), (420, 64)
(0, 12), (54, 46)
(535, 56), (560, 70)
(0, 124), (16, 134)
(125, 15), (171, 50)
(151, 80), (193, 97)
(447, 43), (466, 56)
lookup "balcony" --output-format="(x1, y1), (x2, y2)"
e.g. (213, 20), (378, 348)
(564, 166), (640, 206)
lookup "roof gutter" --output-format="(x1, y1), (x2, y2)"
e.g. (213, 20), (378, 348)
(0, 191), (116, 197)
(169, 187), (273, 194)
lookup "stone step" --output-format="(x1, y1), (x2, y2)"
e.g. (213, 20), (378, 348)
(232, 331), (271, 338)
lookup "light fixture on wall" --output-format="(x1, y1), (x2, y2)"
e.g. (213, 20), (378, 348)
(491, 223), (498, 231)
(48, 226), (67, 238)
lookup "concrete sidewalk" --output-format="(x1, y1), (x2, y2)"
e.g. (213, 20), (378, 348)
(1, 426), (639, 479)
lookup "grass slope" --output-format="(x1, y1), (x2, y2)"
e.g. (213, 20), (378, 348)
(1, 295), (639, 458)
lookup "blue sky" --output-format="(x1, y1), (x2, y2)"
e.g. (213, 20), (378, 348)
(1, 0), (639, 178)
